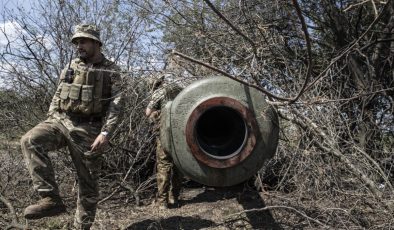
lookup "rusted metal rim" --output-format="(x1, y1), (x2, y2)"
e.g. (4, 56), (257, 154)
(185, 97), (259, 169)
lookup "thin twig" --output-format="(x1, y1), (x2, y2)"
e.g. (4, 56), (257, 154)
(344, 0), (370, 12)
(353, 145), (394, 192)
(287, 108), (393, 212)
(0, 193), (25, 229)
(304, 87), (394, 105)
(202, 0), (256, 49)
(289, 0), (313, 102)
(172, 50), (289, 101)
(98, 185), (121, 204)
(304, 0), (391, 93)
(194, 1), (315, 104)
(225, 205), (330, 229)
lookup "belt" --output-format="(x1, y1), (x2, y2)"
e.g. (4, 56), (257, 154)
(66, 112), (102, 123)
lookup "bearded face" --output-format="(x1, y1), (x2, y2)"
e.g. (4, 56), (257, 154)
(73, 38), (100, 61)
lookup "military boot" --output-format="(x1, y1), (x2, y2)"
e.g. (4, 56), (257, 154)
(24, 196), (66, 219)
(155, 196), (168, 210)
(168, 191), (179, 207)
(158, 202), (168, 210)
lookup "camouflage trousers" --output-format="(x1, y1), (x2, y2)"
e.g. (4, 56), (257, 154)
(20, 114), (102, 229)
(156, 137), (182, 204)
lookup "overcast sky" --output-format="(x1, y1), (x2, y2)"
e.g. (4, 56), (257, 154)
(0, 0), (34, 47)
(0, 0), (32, 15)
(0, 0), (33, 86)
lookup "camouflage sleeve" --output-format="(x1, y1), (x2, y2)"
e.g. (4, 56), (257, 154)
(147, 88), (165, 110)
(47, 68), (67, 116)
(101, 69), (124, 138)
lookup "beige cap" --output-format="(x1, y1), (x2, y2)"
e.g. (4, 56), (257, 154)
(71, 24), (102, 46)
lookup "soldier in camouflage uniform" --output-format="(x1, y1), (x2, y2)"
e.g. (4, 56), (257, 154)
(145, 74), (183, 209)
(20, 24), (123, 229)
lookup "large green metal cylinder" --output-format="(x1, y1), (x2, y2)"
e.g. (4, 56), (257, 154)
(160, 76), (279, 187)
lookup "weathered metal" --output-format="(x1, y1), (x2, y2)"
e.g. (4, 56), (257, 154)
(160, 76), (279, 187)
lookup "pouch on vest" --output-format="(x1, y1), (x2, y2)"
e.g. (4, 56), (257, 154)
(79, 85), (94, 114)
(59, 83), (71, 111)
(64, 83), (82, 113)
(69, 84), (82, 100)
(60, 83), (71, 100)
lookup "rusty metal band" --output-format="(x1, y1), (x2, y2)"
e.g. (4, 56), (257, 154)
(185, 97), (259, 169)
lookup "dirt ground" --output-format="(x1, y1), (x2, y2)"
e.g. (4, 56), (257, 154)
(1, 137), (280, 230)
(23, 183), (280, 230)
(3, 136), (391, 229)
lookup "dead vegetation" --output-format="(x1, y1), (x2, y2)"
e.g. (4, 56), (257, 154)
(1, 0), (394, 229)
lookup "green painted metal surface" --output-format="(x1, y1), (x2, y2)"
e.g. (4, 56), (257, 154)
(160, 76), (279, 187)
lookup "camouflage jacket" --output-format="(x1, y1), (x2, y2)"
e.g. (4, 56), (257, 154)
(147, 82), (183, 111)
(48, 55), (123, 138)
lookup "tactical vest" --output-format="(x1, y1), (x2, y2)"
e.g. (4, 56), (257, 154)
(59, 59), (114, 116)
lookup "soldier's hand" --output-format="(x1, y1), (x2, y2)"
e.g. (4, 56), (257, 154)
(149, 111), (160, 121)
(145, 107), (153, 117)
(151, 111), (160, 118)
(90, 133), (108, 152)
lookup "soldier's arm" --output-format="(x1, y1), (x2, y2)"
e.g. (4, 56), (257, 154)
(145, 107), (154, 117)
(146, 88), (164, 112)
(100, 69), (124, 139)
(145, 88), (165, 124)
(47, 68), (67, 117)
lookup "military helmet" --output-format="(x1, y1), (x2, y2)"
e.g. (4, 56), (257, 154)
(71, 24), (102, 46)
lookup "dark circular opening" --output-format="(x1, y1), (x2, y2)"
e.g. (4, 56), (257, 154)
(196, 106), (247, 159)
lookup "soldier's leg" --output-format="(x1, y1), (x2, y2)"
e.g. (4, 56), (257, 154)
(156, 138), (172, 207)
(169, 166), (182, 205)
(20, 120), (67, 197)
(67, 123), (101, 229)
(20, 120), (68, 219)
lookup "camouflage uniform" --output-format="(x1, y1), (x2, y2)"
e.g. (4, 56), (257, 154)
(147, 80), (183, 206)
(20, 24), (122, 229)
